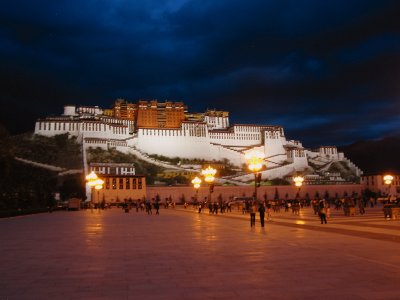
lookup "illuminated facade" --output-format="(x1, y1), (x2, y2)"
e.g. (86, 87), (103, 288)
(34, 99), (362, 182)
(113, 99), (136, 120)
(98, 175), (146, 203)
(88, 163), (146, 203)
(136, 100), (185, 128)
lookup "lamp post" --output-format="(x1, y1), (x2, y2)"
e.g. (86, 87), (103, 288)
(86, 171), (98, 211)
(245, 150), (265, 202)
(293, 175), (304, 198)
(191, 176), (202, 203)
(383, 174), (393, 202)
(94, 178), (104, 209)
(85, 171), (104, 210)
(201, 166), (216, 205)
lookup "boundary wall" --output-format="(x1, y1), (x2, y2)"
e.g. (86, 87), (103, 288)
(147, 184), (363, 202)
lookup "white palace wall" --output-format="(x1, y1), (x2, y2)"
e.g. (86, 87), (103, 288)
(35, 120), (130, 140)
(209, 132), (261, 147)
(35, 120), (80, 137)
(208, 144), (245, 166)
(208, 125), (274, 148)
(136, 129), (212, 159)
(263, 131), (287, 166)
(35, 119), (294, 168)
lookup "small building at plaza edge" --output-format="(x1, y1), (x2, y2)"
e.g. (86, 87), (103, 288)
(88, 162), (146, 204)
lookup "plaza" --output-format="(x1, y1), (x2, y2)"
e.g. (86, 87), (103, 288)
(1, 206), (400, 300)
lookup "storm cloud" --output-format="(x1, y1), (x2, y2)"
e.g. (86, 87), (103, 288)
(1, 0), (399, 147)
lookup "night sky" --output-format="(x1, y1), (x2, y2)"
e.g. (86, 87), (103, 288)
(1, 0), (399, 147)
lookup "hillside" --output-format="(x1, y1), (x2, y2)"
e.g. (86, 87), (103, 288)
(11, 133), (82, 169)
(339, 136), (400, 174)
(0, 128), (85, 210)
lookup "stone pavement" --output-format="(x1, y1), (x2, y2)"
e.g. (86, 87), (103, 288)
(1, 205), (400, 300)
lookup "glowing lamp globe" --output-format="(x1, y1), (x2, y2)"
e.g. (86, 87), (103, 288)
(384, 175), (393, 185)
(245, 150), (265, 172)
(201, 166), (216, 183)
(293, 176), (304, 187)
(192, 176), (202, 189)
(86, 171), (99, 187)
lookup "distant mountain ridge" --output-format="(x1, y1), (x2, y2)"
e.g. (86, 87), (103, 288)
(339, 136), (400, 174)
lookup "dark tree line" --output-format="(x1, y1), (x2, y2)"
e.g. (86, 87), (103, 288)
(0, 126), (69, 210)
(0, 159), (58, 210)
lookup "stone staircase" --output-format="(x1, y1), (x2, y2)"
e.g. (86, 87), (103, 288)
(342, 157), (363, 176)
(128, 146), (197, 172)
(14, 157), (82, 176)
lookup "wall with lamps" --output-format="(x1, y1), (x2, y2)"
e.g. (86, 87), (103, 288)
(201, 166), (217, 203)
(245, 150), (265, 201)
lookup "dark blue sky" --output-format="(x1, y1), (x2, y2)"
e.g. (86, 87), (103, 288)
(1, 0), (399, 147)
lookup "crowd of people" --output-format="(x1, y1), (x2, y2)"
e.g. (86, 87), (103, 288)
(87, 192), (397, 225)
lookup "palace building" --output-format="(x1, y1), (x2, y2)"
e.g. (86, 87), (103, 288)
(34, 99), (362, 182)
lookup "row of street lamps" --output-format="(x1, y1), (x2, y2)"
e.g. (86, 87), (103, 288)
(190, 168), (396, 202)
(188, 150), (322, 202)
(192, 150), (268, 203)
(85, 156), (396, 206)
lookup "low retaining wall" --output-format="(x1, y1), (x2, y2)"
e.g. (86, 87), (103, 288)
(147, 184), (363, 202)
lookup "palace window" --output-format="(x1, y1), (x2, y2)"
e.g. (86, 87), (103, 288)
(126, 178), (130, 189)
(138, 178), (142, 189)
(132, 179), (137, 189)
(119, 178), (124, 189)
(105, 178), (110, 189)
(112, 178), (117, 189)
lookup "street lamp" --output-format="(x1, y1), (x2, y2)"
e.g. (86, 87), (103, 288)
(94, 178), (104, 208)
(293, 175), (304, 187)
(85, 171), (104, 210)
(191, 176), (202, 203)
(86, 171), (98, 210)
(383, 174), (393, 202)
(245, 150), (265, 201)
(201, 166), (216, 204)
(293, 175), (304, 199)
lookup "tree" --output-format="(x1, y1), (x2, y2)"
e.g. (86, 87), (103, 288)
(54, 133), (69, 149)
(180, 194), (186, 204)
(274, 188), (279, 200)
(59, 174), (86, 200)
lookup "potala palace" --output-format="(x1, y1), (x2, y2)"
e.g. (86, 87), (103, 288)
(34, 99), (362, 183)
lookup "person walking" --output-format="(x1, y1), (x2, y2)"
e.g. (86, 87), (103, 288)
(208, 200), (213, 214)
(136, 200), (140, 212)
(154, 201), (160, 215)
(326, 204), (331, 219)
(358, 199), (365, 215)
(318, 200), (327, 224)
(213, 202), (218, 214)
(250, 202), (257, 227)
(258, 202), (265, 227)
(266, 202), (272, 221)
(146, 199), (152, 215)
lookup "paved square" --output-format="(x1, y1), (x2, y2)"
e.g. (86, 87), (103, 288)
(1, 206), (400, 299)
